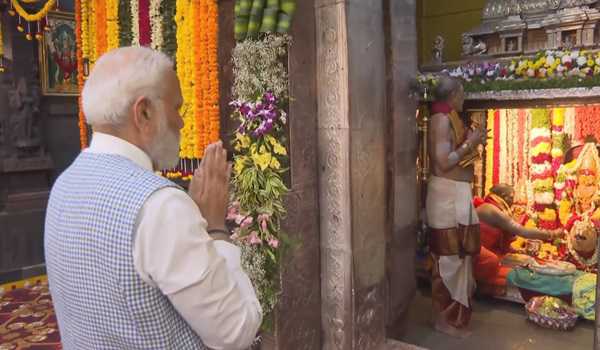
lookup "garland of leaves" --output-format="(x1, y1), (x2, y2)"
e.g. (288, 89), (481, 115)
(118, 0), (132, 47)
(228, 34), (291, 330)
(159, 0), (177, 58)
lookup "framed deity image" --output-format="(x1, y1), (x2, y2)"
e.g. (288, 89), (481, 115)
(38, 11), (78, 96)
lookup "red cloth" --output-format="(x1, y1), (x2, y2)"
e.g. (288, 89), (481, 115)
(431, 101), (453, 114)
(0, 279), (62, 349)
(138, 0), (151, 46)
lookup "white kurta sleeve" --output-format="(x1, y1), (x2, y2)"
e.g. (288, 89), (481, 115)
(133, 188), (262, 350)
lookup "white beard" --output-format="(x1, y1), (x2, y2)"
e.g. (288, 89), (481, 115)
(147, 115), (180, 171)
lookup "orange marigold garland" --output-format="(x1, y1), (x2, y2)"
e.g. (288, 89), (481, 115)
(193, 0), (204, 159)
(207, 0), (220, 144)
(75, 0), (88, 149)
(94, 0), (107, 56)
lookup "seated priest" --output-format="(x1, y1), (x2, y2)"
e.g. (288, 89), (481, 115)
(473, 184), (561, 295)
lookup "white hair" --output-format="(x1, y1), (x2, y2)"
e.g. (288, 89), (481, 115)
(82, 46), (174, 126)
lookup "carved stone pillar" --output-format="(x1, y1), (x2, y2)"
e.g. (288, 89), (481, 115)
(316, 2), (353, 348)
(316, 0), (391, 349)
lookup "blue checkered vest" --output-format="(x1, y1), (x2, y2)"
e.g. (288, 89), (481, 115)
(45, 152), (205, 349)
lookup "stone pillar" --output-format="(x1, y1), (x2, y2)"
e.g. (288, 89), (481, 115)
(384, 0), (419, 340)
(316, 1), (389, 348)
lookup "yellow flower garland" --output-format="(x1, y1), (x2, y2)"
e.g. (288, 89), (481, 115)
(88, 0), (97, 66)
(10, 0), (55, 22)
(174, 0), (220, 163)
(81, 0), (90, 61)
(176, 0), (195, 160)
(105, 0), (119, 51)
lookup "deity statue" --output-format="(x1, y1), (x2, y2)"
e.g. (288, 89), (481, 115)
(556, 142), (600, 271)
(432, 35), (444, 64)
(7, 76), (42, 156)
(462, 34), (475, 56)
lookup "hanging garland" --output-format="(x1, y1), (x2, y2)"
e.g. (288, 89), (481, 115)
(193, 0), (205, 159)
(105, 0), (119, 51)
(174, 0), (195, 168)
(75, 0), (88, 149)
(117, 0), (132, 47)
(130, 0), (139, 45)
(77, 0), (220, 162)
(159, 0), (176, 57)
(499, 109), (508, 185)
(485, 109), (495, 194)
(94, 0), (107, 56)
(228, 35), (292, 329)
(88, 0), (97, 65)
(164, 0), (220, 179)
(149, 0), (163, 51)
(205, 0), (220, 152)
(138, 0), (150, 46)
(9, 0), (55, 21)
(530, 109), (558, 229)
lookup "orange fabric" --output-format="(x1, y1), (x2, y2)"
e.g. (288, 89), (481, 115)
(473, 198), (515, 295)
(473, 229), (514, 296)
(431, 254), (472, 329)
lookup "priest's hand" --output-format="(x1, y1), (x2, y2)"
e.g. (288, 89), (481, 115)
(546, 229), (565, 241)
(188, 141), (232, 233)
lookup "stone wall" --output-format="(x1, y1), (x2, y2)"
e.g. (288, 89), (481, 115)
(0, 11), (79, 281)
(385, 0), (419, 340)
(315, 0), (418, 348)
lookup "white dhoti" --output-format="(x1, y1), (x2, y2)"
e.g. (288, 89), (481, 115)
(426, 176), (480, 328)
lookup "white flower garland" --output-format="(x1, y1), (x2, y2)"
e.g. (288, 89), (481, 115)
(534, 192), (555, 205)
(564, 107), (576, 140)
(524, 110), (533, 207)
(499, 109), (509, 185)
(130, 0), (140, 46)
(530, 127), (552, 139)
(149, 0), (163, 51)
(531, 162), (552, 174)
(510, 109), (520, 187)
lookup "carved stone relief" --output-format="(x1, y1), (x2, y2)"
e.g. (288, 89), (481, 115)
(316, 2), (353, 350)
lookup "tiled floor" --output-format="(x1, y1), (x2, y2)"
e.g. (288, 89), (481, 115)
(402, 288), (594, 350)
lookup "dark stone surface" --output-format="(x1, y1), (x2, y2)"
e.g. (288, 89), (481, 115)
(0, 20), (69, 275)
(274, 0), (321, 349)
(384, 0), (419, 340)
(218, 0), (237, 154)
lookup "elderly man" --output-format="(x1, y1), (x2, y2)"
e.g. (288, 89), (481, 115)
(44, 47), (262, 349)
(426, 76), (485, 338)
(473, 184), (559, 295)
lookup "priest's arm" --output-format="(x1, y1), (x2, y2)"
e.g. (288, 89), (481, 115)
(477, 204), (558, 241)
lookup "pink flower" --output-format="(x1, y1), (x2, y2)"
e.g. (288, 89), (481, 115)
(268, 238), (279, 248)
(227, 207), (239, 221)
(257, 213), (271, 232)
(240, 216), (253, 229)
(249, 231), (262, 245)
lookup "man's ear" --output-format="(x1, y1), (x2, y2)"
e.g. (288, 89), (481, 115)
(132, 96), (151, 131)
